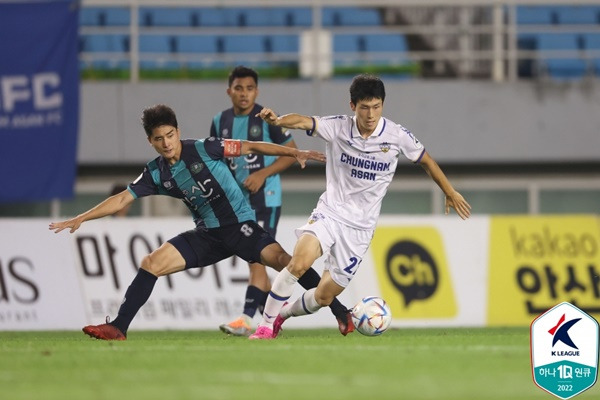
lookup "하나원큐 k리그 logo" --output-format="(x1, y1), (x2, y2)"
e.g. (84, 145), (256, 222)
(531, 302), (599, 399)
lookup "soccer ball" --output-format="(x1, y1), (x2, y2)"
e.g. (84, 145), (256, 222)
(351, 296), (392, 336)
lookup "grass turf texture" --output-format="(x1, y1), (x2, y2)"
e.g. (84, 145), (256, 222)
(1, 327), (598, 400)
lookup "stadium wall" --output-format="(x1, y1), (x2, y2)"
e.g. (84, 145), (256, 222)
(2, 215), (598, 331)
(79, 81), (600, 165)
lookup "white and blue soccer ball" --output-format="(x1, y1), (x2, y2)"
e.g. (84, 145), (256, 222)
(351, 296), (392, 336)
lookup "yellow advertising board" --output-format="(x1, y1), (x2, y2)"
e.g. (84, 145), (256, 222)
(370, 226), (457, 318)
(488, 215), (600, 326)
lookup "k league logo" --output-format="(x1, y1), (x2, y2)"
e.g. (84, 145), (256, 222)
(531, 302), (599, 399)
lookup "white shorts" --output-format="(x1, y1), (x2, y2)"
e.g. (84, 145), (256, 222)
(295, 210), (374, 288)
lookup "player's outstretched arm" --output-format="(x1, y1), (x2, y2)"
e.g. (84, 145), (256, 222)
(241, 141), (325, 168)
(49, 190), (135, 234)
(256, 108), (314, 131)
(419, 152), (471, 220)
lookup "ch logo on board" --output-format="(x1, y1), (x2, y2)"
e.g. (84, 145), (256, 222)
(531, 302), (599, 399)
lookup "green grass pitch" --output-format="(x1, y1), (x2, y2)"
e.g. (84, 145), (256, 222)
(1, 327), (598, 400)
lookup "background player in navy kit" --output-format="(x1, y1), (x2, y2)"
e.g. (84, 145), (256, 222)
(48, 104), (347, 340)
(211, 66), (353, 336)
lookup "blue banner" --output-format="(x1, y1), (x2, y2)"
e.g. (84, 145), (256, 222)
(0, 0), (79, 202)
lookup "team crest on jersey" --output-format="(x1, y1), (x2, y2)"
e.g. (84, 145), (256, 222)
(250, 125), (262, 138)
(190, 162), (204, 174)
(163, 181), (172, 189)
(379, 142), (391, 153)
(221, 128), (229, 138)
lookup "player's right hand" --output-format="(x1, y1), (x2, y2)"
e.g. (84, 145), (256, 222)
(256, 108), (278, 125)
(49, 217), (83, 234)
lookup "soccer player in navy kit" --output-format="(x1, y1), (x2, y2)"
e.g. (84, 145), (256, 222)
(48, 104), (346, 341)
(211, 66), (353, 336)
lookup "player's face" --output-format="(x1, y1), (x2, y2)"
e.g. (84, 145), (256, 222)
(148, 125), (181, 164)
(350, 97), (383, 137)
(227, 76), (258, 115)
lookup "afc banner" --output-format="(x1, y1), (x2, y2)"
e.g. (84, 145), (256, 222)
(0, 0), (79, 202)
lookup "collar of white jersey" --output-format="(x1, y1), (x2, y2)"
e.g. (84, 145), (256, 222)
(350, 116), (386, 139)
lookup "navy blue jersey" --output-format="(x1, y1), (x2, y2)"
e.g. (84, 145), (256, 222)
(210, 103), (292, 210)
(128, 138), (255, 228)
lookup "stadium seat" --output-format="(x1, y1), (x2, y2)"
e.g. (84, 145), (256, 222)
(334, 34), (362, 52)
(583, 33), (600, 76)
(269, 35), (299, 53)
(139, 35), (176, 53)
(365, 34), (408, 52)
(197, 8), (228, 27)
(223, 35), (266, 53)
(515, 6), (557, 25)
(537, 33), (587, 79)
(80, 7), (130, 26)
(323, 7), (382, 26)
(177, 35), (218, 53)
(236, 8), (274, 26)
(555, 6), (600, 25)
(80, 34), (130, 53)
(139, 7), (197, 27)
(276, 7), (312, 26)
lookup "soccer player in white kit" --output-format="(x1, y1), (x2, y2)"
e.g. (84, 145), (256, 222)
(249, 74), (471, 339)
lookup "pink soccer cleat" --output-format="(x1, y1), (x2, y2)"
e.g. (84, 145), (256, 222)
(248, 325), (274, 340)
(273, 314), (286, 338)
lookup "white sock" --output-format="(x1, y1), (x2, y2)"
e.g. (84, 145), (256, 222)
(281, 288), (322, 319)
(260, 268), (298, 328)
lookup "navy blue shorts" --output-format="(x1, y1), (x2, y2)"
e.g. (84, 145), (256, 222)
(167, 220), (277, 269)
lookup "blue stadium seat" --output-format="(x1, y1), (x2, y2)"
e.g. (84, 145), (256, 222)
(537, 34), (586, 79)
(80, 7), (130, 26)
(139, 35), (176, 53)
(140, 7), (197, 27)
(274, 7), (312, 26)
(177, 36), (218, 53)
(237, 8), (274, 26)
(223, 35), (265, 53)
(555, 6), (600, 25)
(365, 34), (408, 52)
(583, 34), (600, 76)
(197, 9), (228, 27)
(237, 7), (312, 27)
(323, 7), (381, 26)
(80, 34), (130, 52)
(269, 35), (299, 53)
(334, 34), (362, 52)
(516, 6), (557, 25)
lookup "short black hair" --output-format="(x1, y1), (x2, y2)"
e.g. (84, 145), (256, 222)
(349, 74), (386, 105)
(228, 65), (258, 87)
(141, 104), (178, 137)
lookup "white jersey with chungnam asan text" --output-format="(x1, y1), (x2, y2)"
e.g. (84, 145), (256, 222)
(309, 115), (425, 230)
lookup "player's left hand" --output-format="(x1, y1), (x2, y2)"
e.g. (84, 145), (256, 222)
(295, 150), (326, 168)
(445, 191), (471, 220)
(244, 171), (267, 194)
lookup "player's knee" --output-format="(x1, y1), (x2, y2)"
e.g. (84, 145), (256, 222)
(141, 254), (164, 277)
(287, 258), (311, 278)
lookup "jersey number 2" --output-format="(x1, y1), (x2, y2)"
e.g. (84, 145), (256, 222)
(343, 257), (361, 275)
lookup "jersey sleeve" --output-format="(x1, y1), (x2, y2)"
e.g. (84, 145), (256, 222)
(268, 123), (292, 145)
(128, 167), (159, 199)
(397, 124), (426, 163)
(311, 115), (346, 142)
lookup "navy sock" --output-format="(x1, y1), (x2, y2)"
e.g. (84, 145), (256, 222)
(243, 285), (268, 318)
(298, 268), (348, 319)
(111, 268), (157, 335)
